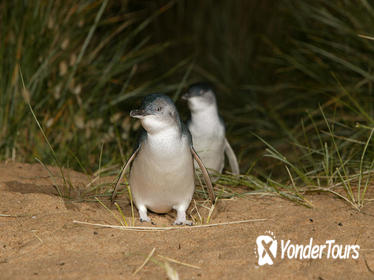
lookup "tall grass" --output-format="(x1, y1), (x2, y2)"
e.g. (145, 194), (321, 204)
(0, 0), (183, 171)
(262, 0), (374, 208)
(1, 0), (374, 208)
(152, 0), (374, 208)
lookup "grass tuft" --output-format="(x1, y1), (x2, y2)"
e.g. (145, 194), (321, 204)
(1, 0), (374, 211)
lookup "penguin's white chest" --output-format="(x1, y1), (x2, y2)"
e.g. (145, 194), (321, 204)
(189, 122), (225, 173)
(129, 134), (195, 213)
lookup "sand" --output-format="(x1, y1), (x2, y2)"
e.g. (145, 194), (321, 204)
(0, 162), (373, 279)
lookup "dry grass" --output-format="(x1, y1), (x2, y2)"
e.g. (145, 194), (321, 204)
(72, 218), (268, 231)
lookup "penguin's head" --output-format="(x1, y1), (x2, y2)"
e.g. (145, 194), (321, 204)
(130, 93), (180, 133)
(182, 82), (216, 112)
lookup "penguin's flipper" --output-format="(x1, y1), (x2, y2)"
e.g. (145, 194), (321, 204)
(224, 138), (240, 175)
(190, 147), (216, 203)
(111, 146), (140, 202)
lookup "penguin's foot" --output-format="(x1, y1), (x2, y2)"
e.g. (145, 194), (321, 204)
(173, 219), (193, 226)
(138, 205), (153, 224)
(139, 217), (152, 223)
(173, 206), (192, 225)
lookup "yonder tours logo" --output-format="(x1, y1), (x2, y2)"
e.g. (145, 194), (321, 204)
(255, 231), (360, 266)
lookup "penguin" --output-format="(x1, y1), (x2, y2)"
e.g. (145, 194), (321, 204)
(111, 93), (215, 225)
(182, 82), (240, 177)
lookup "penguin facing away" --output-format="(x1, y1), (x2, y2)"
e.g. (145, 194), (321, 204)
(111, 93), (215, 225)
(182, 83), (240, 176)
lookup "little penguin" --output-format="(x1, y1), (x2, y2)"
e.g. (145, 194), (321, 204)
(111, 93), (215, 225)
(182, 83), (240, 176)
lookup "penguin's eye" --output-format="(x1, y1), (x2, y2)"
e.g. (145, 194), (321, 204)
(156, 107), (161, 112)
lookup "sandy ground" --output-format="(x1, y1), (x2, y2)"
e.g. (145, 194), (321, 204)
(0, 162), (374, 279)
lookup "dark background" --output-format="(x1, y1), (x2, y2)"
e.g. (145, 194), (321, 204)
(1, 0), (374, 187)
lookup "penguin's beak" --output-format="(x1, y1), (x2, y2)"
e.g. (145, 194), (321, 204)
(130, 109), (147, 119)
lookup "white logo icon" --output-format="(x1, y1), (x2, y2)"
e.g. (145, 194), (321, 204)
(256, 231), (277, 266)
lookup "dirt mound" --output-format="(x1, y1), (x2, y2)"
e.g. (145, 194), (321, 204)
(0, 162), (373, 279)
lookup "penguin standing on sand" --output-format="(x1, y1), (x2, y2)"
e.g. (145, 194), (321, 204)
(111, 93), (215, 225)
(182, 83), (240, 177)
